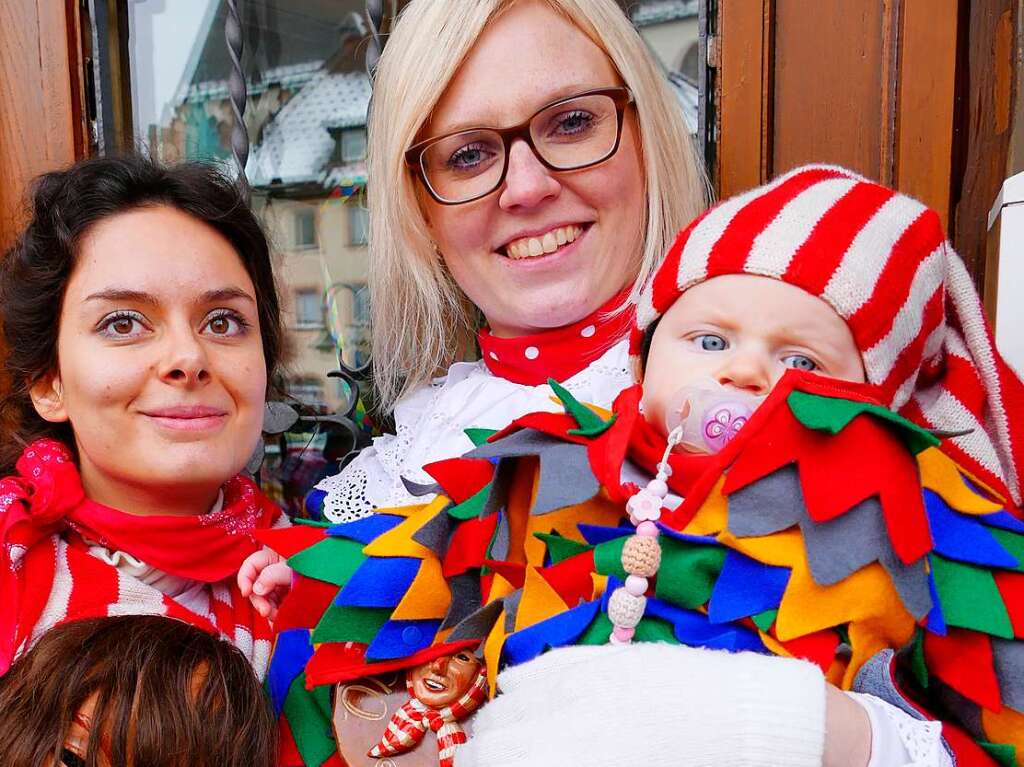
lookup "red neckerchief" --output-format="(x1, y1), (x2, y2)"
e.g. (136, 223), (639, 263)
(627, 414), (722, 499)
(0, 438), (279, 672)
(477, 287), (635, 385)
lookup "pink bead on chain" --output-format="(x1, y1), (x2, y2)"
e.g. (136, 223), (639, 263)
(608, 427), (680, 645)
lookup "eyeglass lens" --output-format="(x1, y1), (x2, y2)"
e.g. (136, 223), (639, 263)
(419, 93), (621, 203)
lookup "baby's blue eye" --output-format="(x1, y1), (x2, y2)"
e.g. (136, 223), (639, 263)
(695, 334), (727, 351)
(783, 354), (818, 371)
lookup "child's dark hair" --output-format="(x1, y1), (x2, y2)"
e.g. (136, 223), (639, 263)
(638, 317), (661, 374)
(0, 154), (283, 472)
(0, 615), (277, 767)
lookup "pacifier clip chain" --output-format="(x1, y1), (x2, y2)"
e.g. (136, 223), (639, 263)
(608, 425), (683, 644)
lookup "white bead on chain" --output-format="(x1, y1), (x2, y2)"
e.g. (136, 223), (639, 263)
(608, 426), (682, 644)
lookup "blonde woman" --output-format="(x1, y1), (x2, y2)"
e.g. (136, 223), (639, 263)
(311, 0), (705, 522)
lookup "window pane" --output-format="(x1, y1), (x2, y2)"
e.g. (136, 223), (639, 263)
(295, 289), (322, 327)
(348, 205), (369, 246)
(295, 208), (317, 248)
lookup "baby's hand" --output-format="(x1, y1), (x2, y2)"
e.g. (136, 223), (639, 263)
(237, 548), (293, 621)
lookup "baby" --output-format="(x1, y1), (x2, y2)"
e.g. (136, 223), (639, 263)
(255, 166), (1024, 767)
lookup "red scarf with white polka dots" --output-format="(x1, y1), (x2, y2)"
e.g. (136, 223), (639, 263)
(477, 287), (635, 385)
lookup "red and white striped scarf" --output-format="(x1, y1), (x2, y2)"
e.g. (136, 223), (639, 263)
(631, 165), (1024, 510)
(0, 439), (282, 677)
(368, 667), (488, 767)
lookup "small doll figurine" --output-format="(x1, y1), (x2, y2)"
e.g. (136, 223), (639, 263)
(368, 650), (487, 767)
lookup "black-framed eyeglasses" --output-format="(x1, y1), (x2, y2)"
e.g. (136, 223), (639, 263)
(405, 87), (634, 205)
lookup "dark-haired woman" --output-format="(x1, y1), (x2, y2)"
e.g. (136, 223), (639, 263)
(0, 615), (277, 767)
(0, 155), (287, 677)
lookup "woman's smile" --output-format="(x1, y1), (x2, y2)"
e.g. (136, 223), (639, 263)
(139, 404), (230, 434)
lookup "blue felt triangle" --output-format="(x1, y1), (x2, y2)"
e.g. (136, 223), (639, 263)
(335, 556), (421, 608)
(644, 597), (765, 652)
(979, 510), (1024, 534)
(304, 489), (327, 521)
(707, 550), (790, 624)
(924, 490), (1018, 568)
(925, 568), (947, 635)
(327, 513), (404, 543)
(366, 619), (441, 661)
(266, 629), (314, 715)
(656, 523), (721, 546)
(578, 523), (634, 546)
(502, 600), (601, 667)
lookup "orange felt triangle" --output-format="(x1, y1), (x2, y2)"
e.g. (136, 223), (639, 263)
(918, 448), (1003, 515)
(363, 497), (449, 559)
(980, 705), (1024, 757)
(514, 566), (570, 632)
(391, 556), (451, 621)
(925, 628), (1002, 711)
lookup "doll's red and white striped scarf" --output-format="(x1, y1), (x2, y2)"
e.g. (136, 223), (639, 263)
(368, 668), (488, 767)
(0, 439), (281, 676)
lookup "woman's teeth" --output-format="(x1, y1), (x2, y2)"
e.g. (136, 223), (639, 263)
(505, 224), (583, 259)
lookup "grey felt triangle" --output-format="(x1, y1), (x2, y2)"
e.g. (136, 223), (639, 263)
(402, 476), (443, 497)
(412, 507), (455, 556)
(448, 600), (504, 643)
(726, 464), (804, 537)
(799, 496), (932, 619)
(467, 429), (599, 516)
(503, 589), (524, 633)
(489, 512), (510, 561)
(993, 638), (1024, 711)
(440, 573), (484, 630)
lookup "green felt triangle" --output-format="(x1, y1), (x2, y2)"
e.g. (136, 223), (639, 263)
(448, 484), (490, 520)
(283, 673), (336, 767)
(979, 741), (1017, 767)
(312, 603), (391, 644)
(787, 391), (939, 454)
(909, 629), (929, 689)
(593, 536), (629, 580)
(288, 536), (366, 586)
(534, 531), (592, 564)
(751, 609), (777, 633)
(291, 517), (332, 528)
(548, 377), (616, 437)
(988, 528), (1024, 573)
(465, 428), (498, 447)
(930, 554), (1014, 638)
(578, 612), (613, 645)
(634, 615), (680, 644)
(654, 538), (727, 609)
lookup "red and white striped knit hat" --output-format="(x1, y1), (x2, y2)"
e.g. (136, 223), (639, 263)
(630, 164), (1024, 508)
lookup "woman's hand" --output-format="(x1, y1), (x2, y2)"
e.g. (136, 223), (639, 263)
(237, 548), (293, 621)
(455, 643), (831, 767)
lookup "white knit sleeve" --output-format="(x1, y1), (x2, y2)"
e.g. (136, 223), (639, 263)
(847, 692), (951, 767)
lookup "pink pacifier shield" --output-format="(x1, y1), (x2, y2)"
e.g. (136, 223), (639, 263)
(701, 401), (753, 452)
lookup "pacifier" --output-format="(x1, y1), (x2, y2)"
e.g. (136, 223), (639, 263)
(664, 377), (766, 454)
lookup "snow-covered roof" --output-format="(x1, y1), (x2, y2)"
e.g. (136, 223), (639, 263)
(183, 60), (323, 105)
(247, 70), (371, 187)
(631, 0), (700, 27)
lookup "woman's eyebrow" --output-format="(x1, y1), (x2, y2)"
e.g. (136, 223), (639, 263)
(83, 287), (255, 305)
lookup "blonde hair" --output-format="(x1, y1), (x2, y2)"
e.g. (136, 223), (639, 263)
(367, 0), (707, 411)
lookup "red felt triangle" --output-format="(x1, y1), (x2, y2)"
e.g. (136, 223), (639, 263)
(305, 639), (480, 687)
(538, 551), (598, 608)
(587, 386), (643, 503)
(277, 714), (303, 766)
(442, 514), (499, 578)
(423, 458), (495, 503)
(772, 628), (840, 673)
(924, 628), (1002, 711)
(488, 411), (585, 445)
(256, 525), (327, 558)
(940, 722), (1000, 766)
(273, 575), (340, 634)
(482, 560), (527, 589)
(995, 571), (1024, 638)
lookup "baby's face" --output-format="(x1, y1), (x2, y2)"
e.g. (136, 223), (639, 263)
(641, 275), (866, 436)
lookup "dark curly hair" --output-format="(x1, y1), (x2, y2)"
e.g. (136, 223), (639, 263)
(0, 615), (277, 767)
(0, 155), (283, 473)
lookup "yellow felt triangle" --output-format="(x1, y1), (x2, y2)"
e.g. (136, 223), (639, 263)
(370, 503), (421, 519)
(515, 565), (570, 632)
(390, 555), (450, 621)
(682, 477), (729, 536)
(484, 572), (517, 604)
(521, 493), (623, 567)
(843, 613), (916, 688)
(363, 496), (449, 559)
(591, 572), (608, 601)
(917, 448), (1002, 515)
(981, 706), (1024, 761)
(546, 396), (614, 422)
(483, 609), (507, 697)
(717, 527), (805, 568)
